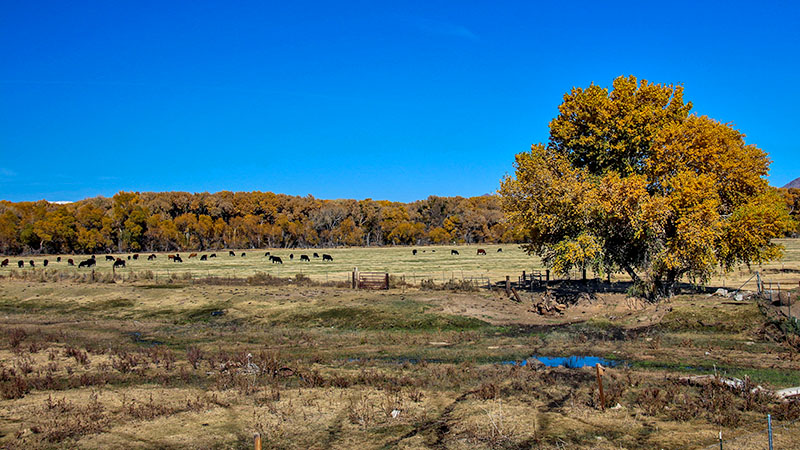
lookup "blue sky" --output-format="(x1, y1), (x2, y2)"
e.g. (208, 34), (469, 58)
(1, 0), (798, 202)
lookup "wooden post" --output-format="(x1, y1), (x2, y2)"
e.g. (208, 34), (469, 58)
(505, 276), (511, 296)
(384, 273), (389, 290)
(545, 270), (550, 284)
(595, 363), (606, 410)
(254, 432), (262, 450)
(352, 267), (358, 289)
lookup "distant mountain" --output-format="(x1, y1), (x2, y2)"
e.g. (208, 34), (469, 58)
(783, 177), (800, 189)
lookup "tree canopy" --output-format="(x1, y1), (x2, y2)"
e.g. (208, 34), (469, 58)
(500, 75), (794, 299)
(0, 192), (518, 255)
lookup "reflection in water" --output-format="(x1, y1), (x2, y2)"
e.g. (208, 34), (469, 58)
(505, 355), (623, 368)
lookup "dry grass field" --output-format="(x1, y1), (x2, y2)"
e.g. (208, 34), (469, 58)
(2, 239), (799, 289)
(0, 240), (799, 449)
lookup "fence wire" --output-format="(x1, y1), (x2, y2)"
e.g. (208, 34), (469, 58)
(696, 416), (800, 450)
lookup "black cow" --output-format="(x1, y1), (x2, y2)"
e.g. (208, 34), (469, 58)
(229, 250), (236, 257)
(56, 256), (61, 262)
(127, 255), (131, 260)
(300, 254), (310, 261)
(289, 253), (294, 260)
(313, 253), (319, 258)
(209, 253), (217, 258)
(271, 256), (283, 264)
(200, 254), (207, 261)
(451, 250), (459, 255)
(78, 258), (96, 268)
(241, 253), (246, 257)
(412, 249), (417, 255)
(18, 260), (24, 268)
(497, 248), (503, 253)
(43, 259), (49, 267)
(105, 255), (115, 261)
(322, 254), (333, 262)
(133, 254), (139, 260)
(148, 254), (157, 260)
(0, 259), (8, 267)
(29, 260), (35, 267)
(113, 258), (126, 269)
(174, 255), (183, 263)
(265, 252), (270, 257)
(67, 258), (74, 266)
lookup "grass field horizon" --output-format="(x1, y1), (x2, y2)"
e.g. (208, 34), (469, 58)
(3, 240), (799, 292)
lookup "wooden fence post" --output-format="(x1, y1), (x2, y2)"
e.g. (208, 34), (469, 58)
(384, 273), (389, 290)
(595, 363), (606, 410)
(505, 276), (511, 296)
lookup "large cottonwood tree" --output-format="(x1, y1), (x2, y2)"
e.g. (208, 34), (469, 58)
(500, 75), (794, 299)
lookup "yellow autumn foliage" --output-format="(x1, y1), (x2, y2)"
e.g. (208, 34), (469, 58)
(500, 75), (794, 298)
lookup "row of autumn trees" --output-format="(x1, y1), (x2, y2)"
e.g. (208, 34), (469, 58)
(0, 192), (521, 255)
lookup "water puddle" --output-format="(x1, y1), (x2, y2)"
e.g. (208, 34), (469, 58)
(504, 355), (624, 368)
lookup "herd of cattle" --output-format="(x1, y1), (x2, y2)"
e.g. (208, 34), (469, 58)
(1, 247), (504, 270)
(0, 251), (336, 269)
(412, 248), (501, 256)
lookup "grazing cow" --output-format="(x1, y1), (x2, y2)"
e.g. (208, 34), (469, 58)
(168, 254), (175, 260)
(451, 250), (459, 255)
(188, 253), (198, 258)
(133, 254), (139, 260)
(200, 254), (207, 261)
(241, 253), (246, 257)
(300, 254), (310, 262)
(127, 255), (131, 260)
(113, 258), (126, 269)
(497, 248), (503, 253)
(1, 259), (8, 267)
(67, 258), (74, 266)
(271, 256), (283, 264)
(29, 260), (35, 267)
(78, 258), (96, 268)
(313, 253), (319, 258)
(56, 256), (61, 262)
(148, 254), (157, 260)
(289, 253), (294, 260)
(477, 249), (487, 255)
(105, 255), (115, 261)
(322, 254), (333, 262)
(18, 260), (24, 268)
(229, 250), (236, 257)
(174, 255), (183, 263)
(412, 249), (417, 255)
(43, 259), (49, 267)
(265, 252), (270, 257)
(209, 253), (216, 258)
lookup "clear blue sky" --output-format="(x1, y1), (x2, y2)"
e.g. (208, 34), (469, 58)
(1, 0), (798, 202)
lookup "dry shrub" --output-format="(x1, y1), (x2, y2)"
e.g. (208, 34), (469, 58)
(0, 369), (29, 399)
(33, 392), (111, 442)
(64, 346), (90, 366)
(476, 382), (498, 400)
(187, 345), (203, 369)
(110, 350), (142, 373)
(7, 328), (26, 348)
(122, 393), (176, 420)
(347, 392), (376, 427)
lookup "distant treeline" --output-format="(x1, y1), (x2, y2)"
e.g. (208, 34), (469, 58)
(0, 191), (522, 255)
(782, 188), (800, 236)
